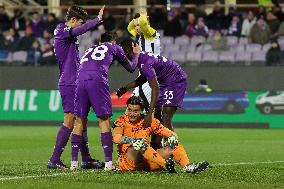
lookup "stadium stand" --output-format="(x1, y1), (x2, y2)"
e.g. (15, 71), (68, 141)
(1, 2), (284, 66)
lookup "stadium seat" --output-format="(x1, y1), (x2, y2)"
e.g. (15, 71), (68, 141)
(0, 51), (11, 64)
(251, 52), (266, 66)
(162, 36), (174, 45)
(12, 51), (28, 63)
(163, 44), (180, 53)
(238, 37), (249, 44)
(246, 43), (262, 53)
(219, 51), (235, 64)
(233, 44), (246, 52)
(185, 44), (196, 52)
(196, 44), (211, 52)
(174, 35), (190, 45)
(277, 37), (284, 50)
(186, 51), (202, 65)
(171, 51), (186, 63)
(226, 36), (238, 46)
(262, 43), (271, 53)
(202, 51), (219, 63)
(235, 52), (252, 65)
(191, 36), (206, 46)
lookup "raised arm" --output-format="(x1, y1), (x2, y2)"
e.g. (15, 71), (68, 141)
(72, 6), (104, 37)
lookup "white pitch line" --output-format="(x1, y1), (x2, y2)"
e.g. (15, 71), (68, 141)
(0, 170), (94, 182)
(1, 160), (284, 181)
(213, 160), (284, 166)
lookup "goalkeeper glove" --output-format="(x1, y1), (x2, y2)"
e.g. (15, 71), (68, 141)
(120, 136), (147, 151)
(132, 139), (147, 151)
(167, 134), (179, 148)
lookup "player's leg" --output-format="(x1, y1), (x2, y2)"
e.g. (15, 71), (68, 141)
(161, 106), (177, 131)
(150, 105), (163, 149)
(135, 142), (176, 173)
(70, 116), (84, 170)
(97, 115), (114, 170)
(48, 85), (76, 169)
(87, 79), (114, 170)
(80, 119), (104, 169)
(70, 80), (91, 170)
(172, 144), (209, 173)
(116, 146), (143, 171)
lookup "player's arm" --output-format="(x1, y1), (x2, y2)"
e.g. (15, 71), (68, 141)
(151, 119), (175, 138)
(115, 44), (140, 73)
(144, 77), (159, 127)
(112, 117), (127, 144)
(112, 117), (146, 150)
(63, 6), (104, 38)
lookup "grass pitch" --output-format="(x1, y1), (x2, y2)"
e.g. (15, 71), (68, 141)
(0, 126), (283, 189)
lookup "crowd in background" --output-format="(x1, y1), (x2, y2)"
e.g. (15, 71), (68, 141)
(1, 1), (284, 66)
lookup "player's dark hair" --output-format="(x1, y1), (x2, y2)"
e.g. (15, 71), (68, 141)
(101, 32), (116, 43)
(126, 96), (144, 111)
(65, 5), (89, 22)
(120, 37), (136, 59)
(134, 13), (140, 19)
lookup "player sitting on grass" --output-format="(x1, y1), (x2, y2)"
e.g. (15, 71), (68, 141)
(113, 96), (209, 173)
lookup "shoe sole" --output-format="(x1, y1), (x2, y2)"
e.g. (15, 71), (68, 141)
(195, 162), (209, 173)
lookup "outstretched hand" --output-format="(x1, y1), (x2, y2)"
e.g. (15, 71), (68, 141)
(98, 5), (105, 20)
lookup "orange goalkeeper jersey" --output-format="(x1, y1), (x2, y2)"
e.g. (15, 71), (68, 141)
(113, 114), (174, 155)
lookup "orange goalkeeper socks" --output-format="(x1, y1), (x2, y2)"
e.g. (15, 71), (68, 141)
(172, 144), (190, 167)
(143, 146), (166, 168)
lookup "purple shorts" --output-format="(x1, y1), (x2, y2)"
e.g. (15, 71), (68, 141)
(75, 79), (112, 119)
(58, 85), (76, 113)
(157, 77), (187, 108)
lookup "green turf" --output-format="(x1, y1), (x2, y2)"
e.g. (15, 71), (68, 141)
(0, 126), (283, 189)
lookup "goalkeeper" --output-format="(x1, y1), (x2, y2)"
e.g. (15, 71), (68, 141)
(112, 96), (209, 173)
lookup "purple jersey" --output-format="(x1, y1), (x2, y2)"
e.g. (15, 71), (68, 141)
(138, 52), (187, 85)
(53, 18), (100, 85)
(77, 43), (138, 81)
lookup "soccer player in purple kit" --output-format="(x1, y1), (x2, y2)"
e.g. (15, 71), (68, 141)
(117, 38), (187, 148)
(47, 5), (105, 169)
(70, 32), (140, 171)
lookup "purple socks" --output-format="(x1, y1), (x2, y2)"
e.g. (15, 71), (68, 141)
(81, 128), (92, 162)
(50, 125), (72, 162)
(71, 134), (83, 162)
(100, 132), (113, 162)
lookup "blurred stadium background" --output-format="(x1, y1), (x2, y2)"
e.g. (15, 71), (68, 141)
(1, 0), (284, 127)
(0, 1), (283, 188)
